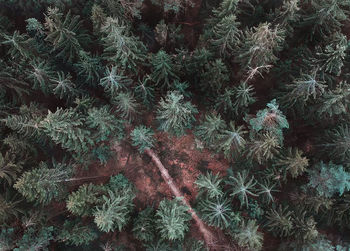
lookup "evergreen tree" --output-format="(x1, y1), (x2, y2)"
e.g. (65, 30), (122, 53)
(131, 125), (155, 153)
(151, 50), (178, 89)
(197, 196), (234, 229)
(0, 151), (23, 185)
(156, 91), (198, 136)
(112, 92), (140, 122)
(74, 50), (102, 85)
(1, 30), (35, 60)
(44, 7), (88, 61)
(58, 220), (98, 246)
(275, 147), (309, 178)
(232, 82), (256, 115)
(26, 60), (54, 95)
(265, 205), (294, 237)
(200, 59), (229, 92)
(132, 207), (156, 242)
(155, 198), (191, 241)
(14, 161), (72, 205)
(195, 171), (224, 199)
(235, 23), (285, 70)
(101, 17), (146, 71)
(51, 72), (79, 102)
(258, 180), (279, 204)
(195, 112), (226, 147)
(246, 132), (281, 164)
(226, 171), (257, 207)
(232, 219), (264, 250)
(99, 66), (132, 98)
(93, 187), (135, 232)
(307, 161), (350, 198)
(15, 226), (54, 251)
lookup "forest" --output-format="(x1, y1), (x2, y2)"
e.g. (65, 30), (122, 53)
(0, 0), (350, 250)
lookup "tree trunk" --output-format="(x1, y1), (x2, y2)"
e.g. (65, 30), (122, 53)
(145, 148), (215, 248)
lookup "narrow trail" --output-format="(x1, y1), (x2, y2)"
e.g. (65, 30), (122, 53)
(145, 148), (216, 249)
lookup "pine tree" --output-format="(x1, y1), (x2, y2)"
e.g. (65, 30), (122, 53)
(232, 82), (256, 115)
(99, 66), (132, 98)
(74, 50), (103, 85)
(316, 81), (350, 118)
(130, 125), (155, 153)
(0, 192), (22, 223)
(0, 151), (23, 185)
(226, 171), (257, 207)
(66, 183), (102, 216)
(197, 196), (234, 229)
(211, 14), (240, 57)
(292, 211), (318, 241)
(274, 147), (309, 178)
(307, 161), (350, 198)
(156, 91), (198, 136)
(86, 105), (125, 142)
(155, 198), (191, 241)
(246, 132), (281, 164)
(132, 207), (156, 242)
(235, 23), (285, 70)
(15, 226), (54, 251)
(51, 72), (79, 102)
(58, 220), (98, 246)
(133, 76), (155, 108)
(195, 171), (224, 199)
(14, 161), (72, 205)
(214, 87), (236, 114)
(217, 122), (247, 160)
(0, 228), (16, 251)
(151, 50), (178, 89)
(101, 17), (146, 71)
(200, 59), (229, 92)
(247, 99), (289, 142)
(44, 7), (89, 61)
(258, 180), (279, 204)
(112, 92), (140, 122)
(40, 108), (93, 154)
(195, 112), (226, 147)
(265, 205), (294, 237)
(1, 30), (36, 60)
(232, 219), (264, 250)
(93, 187), (135, 232)
(26, 60), (54, 95)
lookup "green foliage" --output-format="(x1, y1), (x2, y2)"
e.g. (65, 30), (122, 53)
(155, 198), (191, 241)
(156, 91), (198, 136)
(232, 82), (256, 115)
(307, 161), (350, 198)
(14, 161), (71, 205)
(248, 99), (289, 141)
(246, 132), (281, 164)
(15, 226), (54, 251)
(258, 180), (279, 204)
(40, 108), (93, 154)
(321, 124), (350, 162)
(86, 105), (124, 142)
(51, 72), (78, 102)
(93, 187), (135, 232)
(211, 14), (240, 57)
(132, 207), (156, 242)
(195, 171), (224, 199)
(151, 50), (178, 89)
(265, 205), (294, 237)
(112, 92), (140, 122)
(226, 171), (257, 207)
(133, 76), (155, 107)
(66, 183), (102, 216)
(44, 8), (88, 61)
(275, 147), (309, 178)
(200, 59), (229, 92)
(232, 219), (264, 250)
(235, 23), (285, 69)
(26, 60), (54, 95)
(99, 66), (132, 98)
(131, 125), (155, 153)
(58, 220), (98, 246)
(74, 50), (102, 85)
(0, 228), (16, 251)
(217, 122), (247, 160)
(0, 192), (22, 223)
(292, 212), (318, 242)
(1, 30), (35, 60)
(195, 112), (226, 147)
(197, 196), (234, 229)
(0, 151), (23, 184)
(101, 17), (146, 71)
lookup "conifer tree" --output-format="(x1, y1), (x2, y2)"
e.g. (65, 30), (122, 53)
(155, 198), (191, 241)
(93, 187), (135, 232)
(275, 147), (309, 178)
(51, 72), (79, 102)
(195, 172), (224, 199)
(58, 220), (98, 246)
(246, 132), (281, 164)
(130, 125), (155, 153)
(133, 76), (155, 108)
(74, 50), (102, 85)
(232, 82), (256, 115)
(99, 66), (132, 98)
(14, 161), (72, 205)
(217, 122), (247, 160)
(195, 112), (226, 147)
(101, 17), (146, 71)
(132, 207), (156, 242)
(0, 151), (23, 185)
(235, 23), (285, 70)
(1, 30), (36, 60)
(112, 92), (140, 122)
(44, 7), (88, 61)
(151, 50), (178, 89)
(156, 91), (198, 136)
(26, 60), (55, 95)
(15, 226), (54, 251)
(232, 219), (264, 250)
(307, 161), (350, 198)
(265, 205), (294, 237)
(40, 108), (93, 154)
(226, 171), (257, 207)
(200, 59), (229, 92)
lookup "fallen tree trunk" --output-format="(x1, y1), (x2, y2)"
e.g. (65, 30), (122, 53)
(145, 148), (215, 248)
